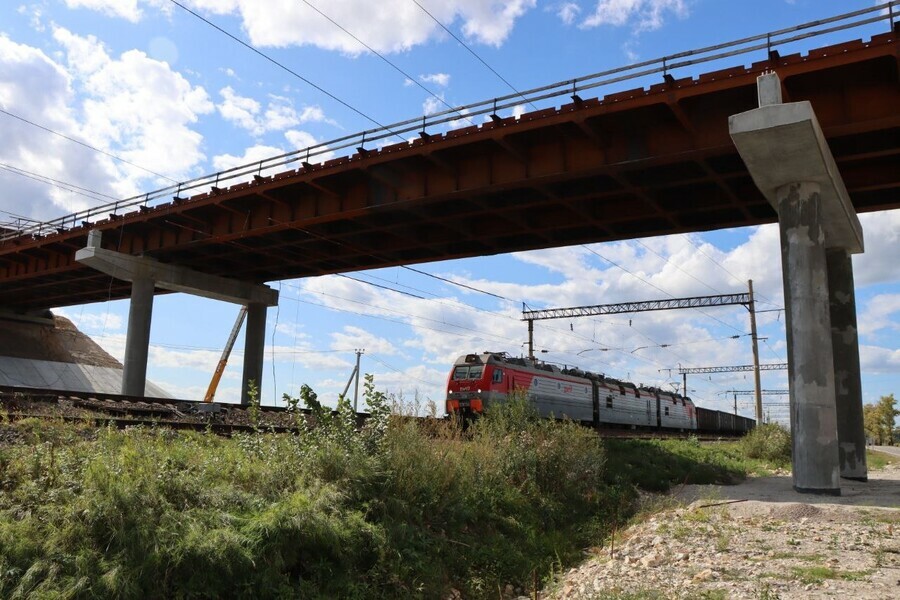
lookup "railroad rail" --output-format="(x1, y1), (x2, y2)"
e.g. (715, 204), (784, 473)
(0, 386), (744, 440)
(0, 386), (303, 435)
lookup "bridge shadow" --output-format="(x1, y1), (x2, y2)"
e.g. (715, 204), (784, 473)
(674, 468), (900, 510)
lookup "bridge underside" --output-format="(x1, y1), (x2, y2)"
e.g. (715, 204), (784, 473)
(0, 33), (897, 312)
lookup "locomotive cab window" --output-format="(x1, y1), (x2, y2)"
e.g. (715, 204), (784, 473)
(492, 369), (503, 383)
(453, 366), (468, 380)
(468, 366), (483, 380)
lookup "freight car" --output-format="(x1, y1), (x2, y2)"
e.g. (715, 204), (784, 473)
(445, 352), (754, 435)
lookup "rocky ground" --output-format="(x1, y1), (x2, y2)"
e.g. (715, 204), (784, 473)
(545, 453), (900, 600)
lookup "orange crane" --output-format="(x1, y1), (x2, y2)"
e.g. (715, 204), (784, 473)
(203, 306), (247, 403)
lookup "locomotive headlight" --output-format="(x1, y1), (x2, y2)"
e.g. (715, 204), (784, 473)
(477, 389), (482, 393)
(448, 390), (453, 394)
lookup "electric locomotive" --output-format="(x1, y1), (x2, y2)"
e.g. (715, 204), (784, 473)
(446, 351), (720, 433)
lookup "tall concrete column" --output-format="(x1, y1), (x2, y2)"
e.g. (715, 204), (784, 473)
(241, 302), (267, 405)
(826, 248), (868, 481)
(122, 275), (155, 396)
(777, 181), (841, 496)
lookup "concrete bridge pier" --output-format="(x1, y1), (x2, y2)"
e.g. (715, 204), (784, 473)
(730, 72), (867, 495)
(241, 302), (267, 405)
(76, 232), (278, 403)
(827, 248), (868, 481)
(122, 274), (155, 396)
(776, 181), (840, 495)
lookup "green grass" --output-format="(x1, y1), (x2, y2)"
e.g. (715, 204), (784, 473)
(867, 449), (897, 470)
(602, 436), (770, 492)
(0, 393), (786, 599)
(789, 566), (872, 585)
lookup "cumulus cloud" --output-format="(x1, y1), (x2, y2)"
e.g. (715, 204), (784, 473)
(217, 87), (331, 136)
(581, 0), (688, 31)
(859, 294), (900, 337)
(53, 26), (214, 185)
(75, 0), (536, 53)
(420, 73), (450, 87)
(556, 2), (581, 25)
(331, 326), (398, 355)
(1, 28), (212, 222)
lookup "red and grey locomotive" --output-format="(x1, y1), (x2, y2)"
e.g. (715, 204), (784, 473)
(446, 352), (753, 434)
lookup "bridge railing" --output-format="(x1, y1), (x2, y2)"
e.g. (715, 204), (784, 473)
(2, 1), (896, 243)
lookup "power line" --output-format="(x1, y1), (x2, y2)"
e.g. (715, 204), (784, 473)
(581, 244), (745, 334)
(299, 0), (474, 127)
(409, 0), (538, 112)
(168, 0), (403, 139)
(0, 162), (114, 205)
(681, 233), (782, 310)
(633, 238), (726, 296)
(402, 266), (515, 302)
(337, 273), (426, 299)
(0, 107), (178, 183)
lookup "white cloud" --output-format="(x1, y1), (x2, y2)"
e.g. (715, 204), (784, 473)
(217, 86), (261, 133)
(581, 0), (688, 31)
(77, 0), (535, 52)
(859, 294), (900, 337)
(556, 2), (581, 24)
(422, 94), (445, 116)
(212, 143), (286, 172)
(53, 26), (214, 186)
(64, 0), (144, 22)
(330, 326), (398, 355)
(860, 344), (900, 374)
(56, 310), (124, 333)
(217, 87), (331, 136)
(420, 73), (450, 87)
(855, 211), (900, 286)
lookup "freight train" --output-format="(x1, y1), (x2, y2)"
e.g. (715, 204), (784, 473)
(445, 352), (755, 435)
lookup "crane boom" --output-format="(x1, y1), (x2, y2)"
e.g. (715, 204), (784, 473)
(203, 306), (248, 403)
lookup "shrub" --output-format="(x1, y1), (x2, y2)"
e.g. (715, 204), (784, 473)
(740, 422), (792, 465)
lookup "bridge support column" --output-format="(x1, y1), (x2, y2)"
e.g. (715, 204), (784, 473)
(777, 182), (840, 495)
(76, 231), (278, 402)
(730, 72), (866, 496)
(241, 302), (267, 405)
(827, 248), (868, 481)
(122, 275), (155, 396)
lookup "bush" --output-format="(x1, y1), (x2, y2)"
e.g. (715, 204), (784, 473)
(740, 422), (792, 465)
(0, 385), (770, 598)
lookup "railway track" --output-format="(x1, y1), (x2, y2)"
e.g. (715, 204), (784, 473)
(1, 386), (740, 441)
(0, 386), (303, 435)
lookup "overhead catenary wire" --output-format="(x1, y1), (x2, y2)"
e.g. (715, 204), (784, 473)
(680, 233), (782, 310)
(0, 107), (178, 183)
(298, 0), (475, 127)
(168, 0), (405, 141)
(0, 162), (116, 205)
(580, 244), (746, 335)
(409, 0), (538, 112)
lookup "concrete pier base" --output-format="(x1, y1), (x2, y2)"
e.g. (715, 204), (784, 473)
(827, 248), (868, 481)
(777, 182), (841, 496)
(122, 275), (155, 396)
(241, 302), (267, 405)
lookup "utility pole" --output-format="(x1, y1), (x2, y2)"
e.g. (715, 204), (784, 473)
(341, 349), (365, 413)
(734, 391), (738, 416)
(353, 349), (363, 413)
(527, 318), (534, 361)
(748, 280), (763, 425)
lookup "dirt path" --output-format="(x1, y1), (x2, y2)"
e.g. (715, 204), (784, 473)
(546, 459), (900, 599)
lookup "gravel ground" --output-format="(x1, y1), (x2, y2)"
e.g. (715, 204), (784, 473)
(545, 458), (900, 600)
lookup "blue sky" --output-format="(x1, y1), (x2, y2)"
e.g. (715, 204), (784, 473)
(1, 0), (897, 420)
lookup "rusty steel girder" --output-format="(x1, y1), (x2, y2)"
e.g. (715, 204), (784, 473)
(0, 32), (898, 312)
